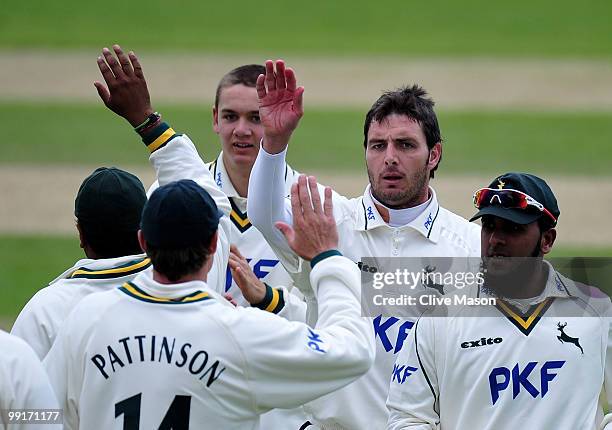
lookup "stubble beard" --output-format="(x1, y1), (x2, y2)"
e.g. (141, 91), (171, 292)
(368, 162), (430, 209)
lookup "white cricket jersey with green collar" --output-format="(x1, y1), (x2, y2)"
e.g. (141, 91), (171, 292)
(248, 146), (482, 430)
(11, 254), (151, 360)
(0, 330), (62, 430)
(387, 265), (612, 429)
(43, 255), (375, 430)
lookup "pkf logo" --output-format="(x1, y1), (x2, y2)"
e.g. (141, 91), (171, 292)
(373, 316), (414, 354)
(392, 364), (418, 384)
(367, 206), (375, 220)
(423, 213), (433, 230)
(488, 360), (565, 405)
(307, 328), (326, 354)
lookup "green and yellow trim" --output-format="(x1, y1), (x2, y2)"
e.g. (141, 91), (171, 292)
(496, 297), (554, 336)
(253, 283), (285, 314)
(119, 282), (212, 304)
(70, 258), (151, 280)
(141, 122), (178, 153)
(229, 198), (252, 233)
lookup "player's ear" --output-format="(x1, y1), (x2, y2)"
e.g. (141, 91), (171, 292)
(540, 228), (556, 255)
(208, 230), (218, 255)
(76, 222), (86, 250)
(212, 105), (220, 133)
(137, 230), (147, 253)
(428, 142), (442, 168)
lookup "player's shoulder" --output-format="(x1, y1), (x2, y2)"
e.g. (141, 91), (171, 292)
(556, 271), (612, 318)
(437, 206), (480, 234)
(59, 288), (125, 334)
(0, 330), (39, 363)
(436, 206), (481, 252)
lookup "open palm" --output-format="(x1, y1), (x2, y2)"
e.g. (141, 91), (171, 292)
(257, 60), (304, 141)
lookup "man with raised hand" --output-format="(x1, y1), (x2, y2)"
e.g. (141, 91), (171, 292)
(92, 45), (232, 294)
(11, 167), (150, 359)
(247, 60), (481, 429)
(387, 173), (611, 429)
(44, 175), (375, 430)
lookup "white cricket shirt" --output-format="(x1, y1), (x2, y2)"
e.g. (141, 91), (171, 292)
(43, 256), (374, 430)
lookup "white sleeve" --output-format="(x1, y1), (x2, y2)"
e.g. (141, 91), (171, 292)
(247, 146), (299, 272)
(234, 255), (375, 413)
(10, 290), (56, 360)
(43, 314), (83, 430)
(277, 286), (308, 322)
(0, 333), (61, 430)
(148, 131), (231, 216)
(253, 285), (308, 322)
(386, 317), (440, 430)
(602, 318), (612, 429)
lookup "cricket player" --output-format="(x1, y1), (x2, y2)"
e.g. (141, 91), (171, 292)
(246, 60), (481, 429)
(147, 63), (304, 311)
(387, 173), (612, 429)
(11, 167), (150, 359)
(43, 176), (375, 430)
(0, 330), (61, 430)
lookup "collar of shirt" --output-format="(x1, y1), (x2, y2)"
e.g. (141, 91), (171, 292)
(482, 260), (574, 306)
(357, 184), (441, 243)
(130, 270), (233, 306)
(50, 253), (148, 284)
(209, 152), (297, 201)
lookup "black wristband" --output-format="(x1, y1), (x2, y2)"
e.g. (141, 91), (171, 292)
(310, 249), (342, 268)
(252, 283), (285, 314)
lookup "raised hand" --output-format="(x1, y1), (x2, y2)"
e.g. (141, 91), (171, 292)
(275, 175), (338, 261)
(256, 60), (305, 154)
(94, 44), (154, 127)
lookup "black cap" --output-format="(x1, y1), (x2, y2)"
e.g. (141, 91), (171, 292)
(470, 172), (560, 226)
(141, 179), (223, 248)
(75, 167), (147, 232)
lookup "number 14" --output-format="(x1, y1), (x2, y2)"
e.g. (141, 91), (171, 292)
(115, 393), (191, 429)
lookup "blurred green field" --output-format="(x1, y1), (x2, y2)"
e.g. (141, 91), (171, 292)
(1, 0), (611, 57)
(1, 102), (609, 175)
(1, 235), (610, 329)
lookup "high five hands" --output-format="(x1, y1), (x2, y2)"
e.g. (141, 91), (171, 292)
(256, 60), (305, 154)
(94, 44), (154, 127)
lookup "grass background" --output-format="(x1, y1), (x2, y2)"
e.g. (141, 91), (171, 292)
(1, 102), (610, 175)
(1, 0), (611, 57)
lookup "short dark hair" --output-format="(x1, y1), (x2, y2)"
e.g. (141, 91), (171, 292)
(146, 238), (213, 283)
(363, 84), (442, 178)
(78, 222), (142, 259)
(214, 64), (265, 108)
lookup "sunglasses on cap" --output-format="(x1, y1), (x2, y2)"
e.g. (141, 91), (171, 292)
(472, 188), (558, 225)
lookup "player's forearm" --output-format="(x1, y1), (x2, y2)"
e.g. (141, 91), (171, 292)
(146, 126), (231, 215)
(311, 254), (375, 372)
(247, 145), (293, 248)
